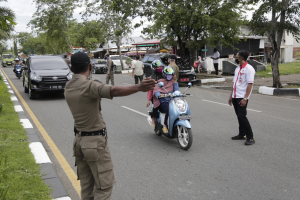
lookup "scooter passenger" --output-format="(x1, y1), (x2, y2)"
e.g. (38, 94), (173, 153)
(13, 58), (22, 73)
(153, 66), (179, 133)
(146, 60), (165, 128)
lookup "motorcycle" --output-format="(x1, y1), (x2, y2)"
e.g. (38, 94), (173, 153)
(14, 65), (22, 79)
(147, 82), (193, 150)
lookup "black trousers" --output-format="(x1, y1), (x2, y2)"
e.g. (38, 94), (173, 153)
(232, 98), (253, 139)
(213, 63), (219, 75)
(134, 75), (143, 84)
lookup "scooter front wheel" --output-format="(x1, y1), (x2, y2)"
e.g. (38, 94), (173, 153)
(177, 126), (193, 150)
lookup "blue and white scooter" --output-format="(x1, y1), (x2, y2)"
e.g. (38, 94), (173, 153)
(147, 82), (193, 150)
(14, 65), (22, 79)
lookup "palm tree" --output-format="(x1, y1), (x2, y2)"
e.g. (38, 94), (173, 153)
(0, 0), (17, 40)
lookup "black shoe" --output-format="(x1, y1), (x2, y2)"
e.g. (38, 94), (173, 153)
(231, 135), (246, 140)
(245, 139), (255, 145)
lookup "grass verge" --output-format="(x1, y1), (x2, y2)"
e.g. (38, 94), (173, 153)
(256, 62), (300, 77)
(0, 73), (51, 200)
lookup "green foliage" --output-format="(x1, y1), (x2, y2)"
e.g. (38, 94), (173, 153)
(0, 2), (17, 40)
(0, 77), (51, 199)
(125, 57), (132, 65)
(256, 62), (300, 77)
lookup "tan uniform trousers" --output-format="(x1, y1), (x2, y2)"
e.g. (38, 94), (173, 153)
(73, 133), (116, 200)
(106, 71), (114, 86)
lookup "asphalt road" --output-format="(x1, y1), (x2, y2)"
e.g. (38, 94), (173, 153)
(2, 66), (300, 200)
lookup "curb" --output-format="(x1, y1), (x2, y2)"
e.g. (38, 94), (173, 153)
(200, 77), (225, 84)
(259, 86), (300, 96)
(0, 68), (71, 200)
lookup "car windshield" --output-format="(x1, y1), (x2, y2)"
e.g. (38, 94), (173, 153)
(31, 58), (69, 70)
(3, 55), (13, 59)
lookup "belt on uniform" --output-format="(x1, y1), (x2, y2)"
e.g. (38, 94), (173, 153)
(75, 128), (107, 137)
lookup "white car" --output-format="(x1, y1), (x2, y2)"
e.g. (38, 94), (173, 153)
(110, 55), (130, 69)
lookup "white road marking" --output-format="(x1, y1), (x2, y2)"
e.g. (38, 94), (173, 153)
(29, 142), (52, 164)
(7, 86), (11, 88)
(122, 106), (149, 117)
(8, 90), (14, 94)
(53, 197), (72, 200)
(20, 119), (33, 128)
(123, 83), (132, 85)
(4, 82), (8, 84)
(202, 99), (262, 113)
(14, 105), (23, 112)
(10, 96), (18, 101)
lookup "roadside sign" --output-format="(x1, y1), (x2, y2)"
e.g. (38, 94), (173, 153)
(202, 49), (208, 51)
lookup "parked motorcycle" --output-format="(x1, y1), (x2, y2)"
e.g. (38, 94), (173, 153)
(147, 82), (193, 150)
(14, 65), (22, 79)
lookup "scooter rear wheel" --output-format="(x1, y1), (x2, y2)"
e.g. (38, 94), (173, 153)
(177, 126), (193, 150)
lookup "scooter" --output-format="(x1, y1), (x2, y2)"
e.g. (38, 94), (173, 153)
(14, 65), (22, 79)
(147, 82), (193, 150)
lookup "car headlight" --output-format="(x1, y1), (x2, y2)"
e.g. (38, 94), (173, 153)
(67, 73), (73, 80)
(191, 67), (194, 72)
(175, 99), (186, 112)
(30, 74), (42, 81)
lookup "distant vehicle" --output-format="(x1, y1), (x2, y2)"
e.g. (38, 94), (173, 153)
(22, 56), (72, 99)
(142, 53), (197, 83)
(92, 59), (108, 74)
(2, 52), (15, 67)
(110, 55), (130, 69)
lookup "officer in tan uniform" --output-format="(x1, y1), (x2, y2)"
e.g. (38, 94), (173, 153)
(64, 52), (156, 200)
(168, 54), (179, 82)
(105, 53), (114, 86)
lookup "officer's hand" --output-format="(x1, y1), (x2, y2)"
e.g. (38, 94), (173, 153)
(146, 100), (151, 107)
(107, 74), (109, 77)
(138, 77), (156, 92)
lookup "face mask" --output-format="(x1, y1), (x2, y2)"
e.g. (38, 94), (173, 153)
(235, 59), (239, 64)
(156, 68), (163, 73)
(166, 74), (173, 81)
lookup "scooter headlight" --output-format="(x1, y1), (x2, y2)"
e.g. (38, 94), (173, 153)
(175, 99), (186, 112)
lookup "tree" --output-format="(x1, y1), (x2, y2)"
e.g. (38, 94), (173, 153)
(0, 0), (17, 40)
(112, 0), (245, 67)
(13, 40), (17, 56)
(29, 0), (79, 53)
(83, 0), (133, 69)
(248, 0), (300, 88)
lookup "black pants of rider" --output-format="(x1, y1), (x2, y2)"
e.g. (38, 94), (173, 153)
(232, 98), (253, 140)
(213, 63), (219, 75)
(155, 102), (169, 127)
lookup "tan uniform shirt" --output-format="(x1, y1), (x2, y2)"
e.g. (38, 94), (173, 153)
(64, 74), (112, 132)
(107, 58), (113, 74)
(169, 62), (179, 81)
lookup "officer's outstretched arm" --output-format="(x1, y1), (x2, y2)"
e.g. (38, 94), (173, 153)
(111, 77), (156, 97)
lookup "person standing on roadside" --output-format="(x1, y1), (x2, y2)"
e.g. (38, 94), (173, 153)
(167, 54), (179, 82)
(132, 55), (144, 84)
(105, 53), (114, 86)
(211, 48), (220, 75)
(228, 50), (256, 145)
(65, 52), (156, 200)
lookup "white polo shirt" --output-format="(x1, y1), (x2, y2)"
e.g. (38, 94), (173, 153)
(232, 62), (255, 99)
(213, 51), (220, 64)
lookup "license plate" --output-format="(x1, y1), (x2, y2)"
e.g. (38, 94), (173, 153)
(179, 115), (191, 120)
(180, 78), (189, 82)
(51, 86), (58, 89)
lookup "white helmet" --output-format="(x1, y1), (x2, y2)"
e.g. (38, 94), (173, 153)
(15, 58), (20, 61)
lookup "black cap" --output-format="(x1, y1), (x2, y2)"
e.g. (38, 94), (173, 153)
(135, 55), (140, 59)
(71, 52), (90, 67)
(168, 54), (177, 60)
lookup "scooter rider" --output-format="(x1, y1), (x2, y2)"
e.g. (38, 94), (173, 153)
(153, 66), (179, 133)
(13, 58), (22, 73)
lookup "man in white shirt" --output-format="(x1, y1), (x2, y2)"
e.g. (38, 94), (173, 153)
(132, 55), (144, 84)
(211, 48), (220, 75)
(228, 50), (256, 145)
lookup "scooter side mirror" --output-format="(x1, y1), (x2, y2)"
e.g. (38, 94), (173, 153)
(158, 82), (164, 88)
(188, 82), (192, 88)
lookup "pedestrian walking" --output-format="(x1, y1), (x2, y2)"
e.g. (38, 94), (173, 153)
(64, 52), (156, 200)
(132, 55), (144, 84)
(105, 53), (114, 86)
(167, 54), (179, 82)
(211, 48), (220, 75)
(228, 50), (256, 145)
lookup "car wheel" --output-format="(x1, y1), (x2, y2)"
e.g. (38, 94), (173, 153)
(24, 80), (29, 93)
(28, 85), (35, 99)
